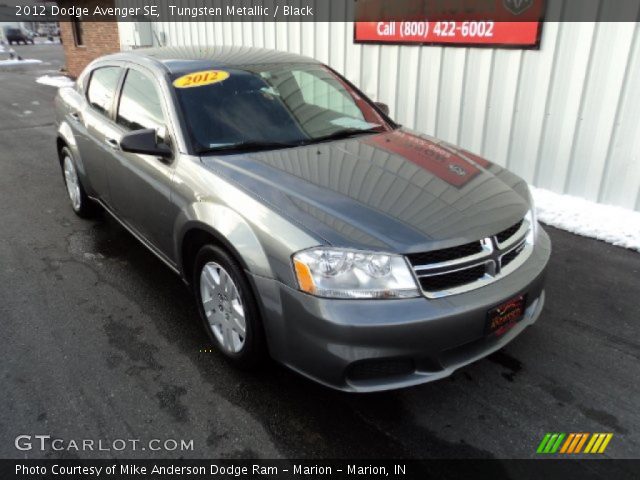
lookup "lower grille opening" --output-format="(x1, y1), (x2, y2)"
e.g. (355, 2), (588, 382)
(348, 358), (415, 382)
(418, 264), (486, 292)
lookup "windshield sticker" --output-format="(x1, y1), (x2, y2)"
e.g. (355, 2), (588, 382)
(173, 70), (230, 88)
(330, 117), (379, 130)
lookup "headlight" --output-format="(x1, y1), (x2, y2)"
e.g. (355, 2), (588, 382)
(292, 248), (420, 299)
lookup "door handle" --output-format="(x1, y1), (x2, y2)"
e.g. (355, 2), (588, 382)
(105, 138), (119, 149)
(69, 111), (81, 121)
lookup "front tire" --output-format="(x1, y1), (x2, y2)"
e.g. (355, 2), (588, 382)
(60, 147), (98, 218)
(194, 244), (266, 368)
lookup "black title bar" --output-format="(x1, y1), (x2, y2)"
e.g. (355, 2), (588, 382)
(2, 0), (640, 22)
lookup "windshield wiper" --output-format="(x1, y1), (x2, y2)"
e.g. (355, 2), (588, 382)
(302, 127), (384, 145)
(198, 140), (302, 155)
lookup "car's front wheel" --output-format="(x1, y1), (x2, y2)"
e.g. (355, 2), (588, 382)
(194, 244), (266, 368)
(60, 147), (97, 218)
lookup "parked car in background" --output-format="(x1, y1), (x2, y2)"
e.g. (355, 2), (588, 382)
(54, 46), (551, 392)
(3, 27), (35, 45)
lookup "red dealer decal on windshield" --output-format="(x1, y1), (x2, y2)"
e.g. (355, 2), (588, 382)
(365, 131), (481, 188)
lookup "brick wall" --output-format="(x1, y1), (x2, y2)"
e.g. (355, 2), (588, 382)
(58, 0), (120, 78)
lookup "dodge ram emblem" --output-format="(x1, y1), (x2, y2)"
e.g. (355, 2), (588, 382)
(503, 0), (534, 15)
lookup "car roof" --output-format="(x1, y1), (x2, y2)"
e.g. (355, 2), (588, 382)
(101, 46), (320, 75)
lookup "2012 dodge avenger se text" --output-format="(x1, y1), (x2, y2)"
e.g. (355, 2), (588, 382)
(54, 46), (550, 392)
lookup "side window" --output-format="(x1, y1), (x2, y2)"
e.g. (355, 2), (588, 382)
(86, 67), (121, 116)
(292, 69), (363, 120)
(116, 69), (165, 132)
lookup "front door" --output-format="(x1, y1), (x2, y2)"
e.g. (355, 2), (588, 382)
(106, 67), (176, 262)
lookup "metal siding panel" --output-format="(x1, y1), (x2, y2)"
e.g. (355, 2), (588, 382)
(275, 22), (288, 50)
(242, 19), (253, 46)
(458, 49), (493, 155)
(359, 44), (380, 101)
(395, 46), (420, 127)
(263, 22), (276, 49)
(287, 21), (301, 54)
(344, 23), (362, 86)
(231, 22), (242, 45)
(377, 46), (400, 116)
(414, 48), (443, 136)
(314, 22), (330, 63)
(329, 22), (347, 73)
(507, 22), (561, 183)
(300, 21), (315, 57)
(252, 22), (264, 48)
(567, 22), (637, 201)
(482, 50), (523, 167)
(535, 22), (597, 192)
(599, 23), (640, 208)
(436, 48), (466, 144)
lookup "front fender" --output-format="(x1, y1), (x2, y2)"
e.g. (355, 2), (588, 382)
(174, 202), (273, 280)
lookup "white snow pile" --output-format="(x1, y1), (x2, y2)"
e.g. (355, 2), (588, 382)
(0, 58), (42, 66)
(530, 186), (640, 252)
(36, 75), (75, 88)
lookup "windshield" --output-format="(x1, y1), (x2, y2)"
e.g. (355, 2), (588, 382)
(172, 63), (391, 154)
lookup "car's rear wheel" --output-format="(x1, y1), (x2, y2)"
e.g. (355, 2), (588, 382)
(194, 244), (266, 368)
(60, 147), (97, 218)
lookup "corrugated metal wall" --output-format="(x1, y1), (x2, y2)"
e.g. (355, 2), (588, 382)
(119, 17), (640, 211)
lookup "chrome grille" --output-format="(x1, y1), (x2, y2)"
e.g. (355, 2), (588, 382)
(407, 218), (533, 298)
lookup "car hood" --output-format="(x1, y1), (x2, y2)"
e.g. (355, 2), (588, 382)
(200, 128), (530, 253)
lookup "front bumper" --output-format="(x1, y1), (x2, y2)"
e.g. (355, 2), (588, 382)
(252, 227), (551, 392)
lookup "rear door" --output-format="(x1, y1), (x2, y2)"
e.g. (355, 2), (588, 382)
(76, 65), (124, 206)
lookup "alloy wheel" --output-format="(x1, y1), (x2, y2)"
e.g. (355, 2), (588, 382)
(199, 262), (247, 353)
(63, 155), (81, 211)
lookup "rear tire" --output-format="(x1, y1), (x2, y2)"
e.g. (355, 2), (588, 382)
(60, 147), (98, 218)
(193, 244), (266, 369)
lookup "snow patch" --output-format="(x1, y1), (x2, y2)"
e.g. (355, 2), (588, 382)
(0, 58), (42, 66)
(531, 186), (640, 252)
(36, 75), (75, 88)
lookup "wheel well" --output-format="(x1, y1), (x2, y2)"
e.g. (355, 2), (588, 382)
(181, 228), (249, 286)
(56, 137), (67, 165)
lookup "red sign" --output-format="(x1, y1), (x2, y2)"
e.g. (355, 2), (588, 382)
(354, 21), (542, 48)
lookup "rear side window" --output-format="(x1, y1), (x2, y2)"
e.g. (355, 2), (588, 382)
(116, 69), (165, 132)
(87, 67), (121, 116)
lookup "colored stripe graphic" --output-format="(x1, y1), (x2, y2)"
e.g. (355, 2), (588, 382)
(538, 433), (613, 454)
(550, 433), (565, 453)
(537, 433), (552, 453)
(574, 433), (589, 453)
(537, 433), (565, 454)
(560, 433), (575, 453)
(566, 433), (583, 453)
(585, 433), (614, 454)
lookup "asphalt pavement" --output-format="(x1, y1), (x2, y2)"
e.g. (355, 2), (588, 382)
(1, 44), (639, 461)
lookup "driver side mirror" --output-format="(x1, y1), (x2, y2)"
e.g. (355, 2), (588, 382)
(120, 128), (172, 160)
(375, 102), (390, 116)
